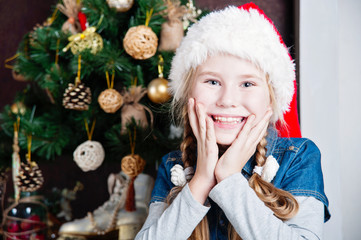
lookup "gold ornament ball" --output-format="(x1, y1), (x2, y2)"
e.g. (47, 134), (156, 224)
(107, 0), (134, 12)
(98, 89), (124, 113)
(123, 25), (158, 60)
(69, 27), (103, 55)
(147, 78), (171, 104)
(11, 102), (26, 115)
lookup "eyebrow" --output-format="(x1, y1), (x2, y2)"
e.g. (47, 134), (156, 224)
(196, 71), (221, 78)
(237, 74), (264, 81)
(196, 71), (263, 81)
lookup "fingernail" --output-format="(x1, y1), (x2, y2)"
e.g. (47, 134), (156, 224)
(188, 98), (194, 107)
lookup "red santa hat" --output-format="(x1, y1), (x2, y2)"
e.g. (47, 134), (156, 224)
(169, 3), (301, 137)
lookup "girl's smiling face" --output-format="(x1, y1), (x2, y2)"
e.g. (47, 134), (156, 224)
(190, 54), (271, 146)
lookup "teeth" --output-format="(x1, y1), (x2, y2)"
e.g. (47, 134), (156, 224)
(213, 116), (244, 124)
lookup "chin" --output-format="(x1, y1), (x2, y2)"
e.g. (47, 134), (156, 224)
(216, 135), (237, 146)
(215, 128), (240, 146)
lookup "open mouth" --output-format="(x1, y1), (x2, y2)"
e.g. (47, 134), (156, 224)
(211, 115), (245, 125)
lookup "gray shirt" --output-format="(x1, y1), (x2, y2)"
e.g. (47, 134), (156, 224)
(135, 173), (324, 240)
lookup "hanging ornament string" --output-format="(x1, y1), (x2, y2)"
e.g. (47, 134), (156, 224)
(130, 76), (138, 95)
(145, 8), (154, 27)
(131, 76), (138, 87)
(84, 119), (96, 141)
(4, 29), (32, 69)
(105, 70), (115, 89)
(25, 105), (36, 164)
(96, 14), (104, 29)
(76, 54), (82, 85)
(128, 127), (136, 155)
(55, 38), (61, 65)
(4, 53), (19, 69)
(46, 8), (59, 26)
(26, 135), (32, 164)
(158, 54), (164, 78)
(14, 117), (20, 136)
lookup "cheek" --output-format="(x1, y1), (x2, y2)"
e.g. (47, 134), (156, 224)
(189, 84), (213, 106)
(247, 91), (271, 122)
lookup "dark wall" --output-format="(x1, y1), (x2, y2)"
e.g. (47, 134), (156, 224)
(0, 0), (296, 219)
(0, 0), (55, 111)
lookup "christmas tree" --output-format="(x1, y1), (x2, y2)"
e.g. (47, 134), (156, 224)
(0, 0), (204, 238)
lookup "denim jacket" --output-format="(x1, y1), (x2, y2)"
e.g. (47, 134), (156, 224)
(150, 128), (330, 238)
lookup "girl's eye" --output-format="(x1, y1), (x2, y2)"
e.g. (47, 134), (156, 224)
(241, 82), (254, 88)
(206, 80), (220, 86)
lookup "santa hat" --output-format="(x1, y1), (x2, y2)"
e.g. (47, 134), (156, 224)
(169, 3), (301, 137)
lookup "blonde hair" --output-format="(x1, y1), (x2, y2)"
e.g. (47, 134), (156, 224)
(167, 66), (298, 239)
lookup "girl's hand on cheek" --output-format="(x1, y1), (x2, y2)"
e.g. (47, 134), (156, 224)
(214, 110), (272, 183)
(187, 98), (218, 203)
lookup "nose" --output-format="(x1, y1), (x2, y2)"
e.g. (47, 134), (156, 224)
(216, 85), (238, 108)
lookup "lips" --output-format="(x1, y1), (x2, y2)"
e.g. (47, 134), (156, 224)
(211, 115), (245, 125)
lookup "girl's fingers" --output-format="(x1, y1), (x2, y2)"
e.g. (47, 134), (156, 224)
(188, 98), (200, 140)
(248, 110), (272, 144)
(252, 120), (269, 146)
(206, 116), (216, 142)
(233, 114), (256, 145)
(195, 102), (207, 140)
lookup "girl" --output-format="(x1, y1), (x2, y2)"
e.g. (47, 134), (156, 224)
(136, 3), (330, 240)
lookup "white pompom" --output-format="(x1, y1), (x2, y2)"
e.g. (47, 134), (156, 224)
(170, 164), (186, 187)
(261, 155), (279, 183)
(73, 140), (105, 172)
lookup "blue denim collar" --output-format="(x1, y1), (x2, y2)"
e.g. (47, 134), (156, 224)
(242, 127), (279, 175)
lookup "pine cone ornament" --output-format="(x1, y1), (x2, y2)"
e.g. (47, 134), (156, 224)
(63, 82), (92, 111)
(16, 162), (44, 192)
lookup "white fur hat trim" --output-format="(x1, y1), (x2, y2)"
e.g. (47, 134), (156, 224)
(169, 6), (295, 121)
